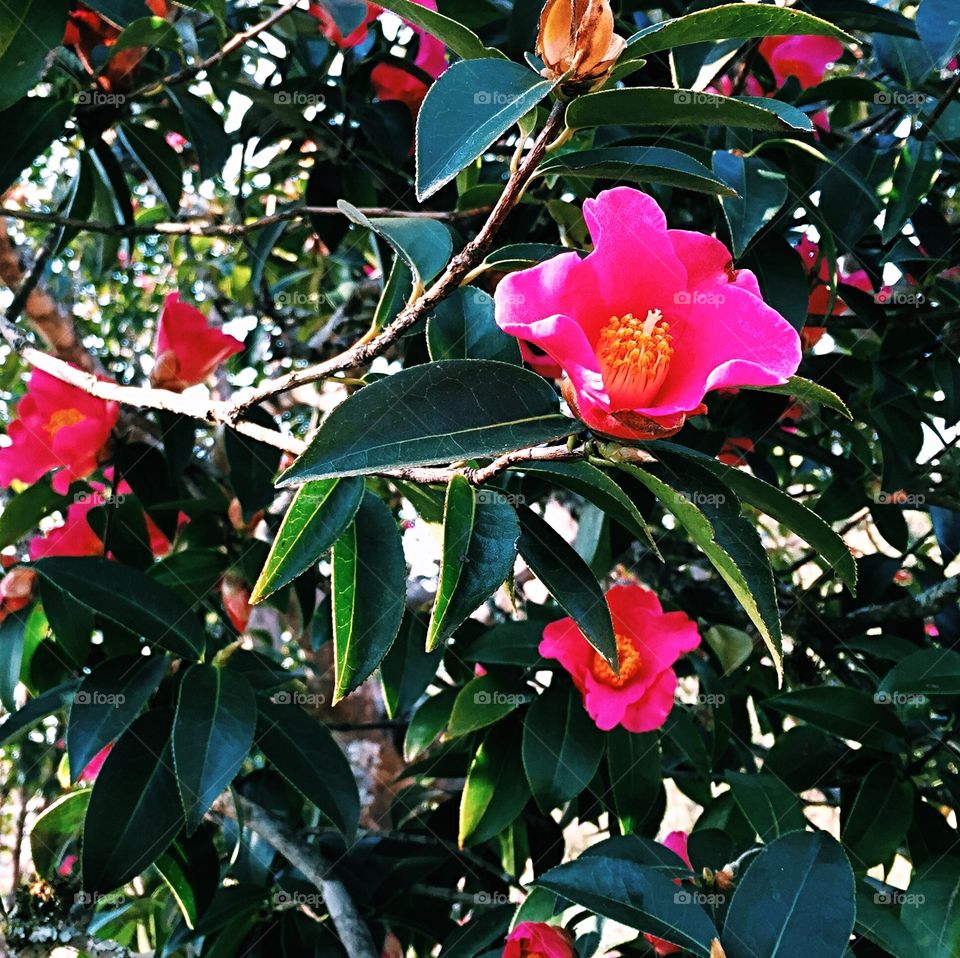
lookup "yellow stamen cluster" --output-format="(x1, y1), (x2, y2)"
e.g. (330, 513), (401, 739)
(592, 632), (643, 688)
(44, 408), (86, 436)
(597, 308), (674, 408)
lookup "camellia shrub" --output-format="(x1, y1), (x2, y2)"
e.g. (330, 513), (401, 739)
(0, 0), (958, 955)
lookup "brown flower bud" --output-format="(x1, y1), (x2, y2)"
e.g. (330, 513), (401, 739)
(0, 566), (38, 613)
(710, 940), (728, 958)
(537, 0), (627, 88)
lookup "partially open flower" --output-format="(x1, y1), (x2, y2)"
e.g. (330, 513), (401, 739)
(222, 577), (253, 633)
(537, 0), (626, 88)
(758, 35), (844, 91)
(503, 921), (575, 958)
(495, 188), (802, 441)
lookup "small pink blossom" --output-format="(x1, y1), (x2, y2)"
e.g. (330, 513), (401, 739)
(539, 584), (701, 733)
(151, 292), (244, 391)
(503, 921), (575, 958)
(0, 369), (119, 494)
(495, 188), (801, 440)
(758, 35), (844, 90)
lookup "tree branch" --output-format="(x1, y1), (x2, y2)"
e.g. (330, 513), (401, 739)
(217, 795), (378, 958)
(845, 573), (960, 629)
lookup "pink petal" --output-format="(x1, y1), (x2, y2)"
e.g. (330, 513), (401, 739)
(620, 669), (678, 733)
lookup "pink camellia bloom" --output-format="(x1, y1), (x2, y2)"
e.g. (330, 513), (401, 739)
(308, 2), (382, 47)
(495, 188), (802, 441)
(539, 584), (701, 733)
(645, 832), (693, 956)
(0, 369), (119, 495)
(758, 35), (844, 90)
(151, 292), (244, 392)
(503, 921), (575, 958)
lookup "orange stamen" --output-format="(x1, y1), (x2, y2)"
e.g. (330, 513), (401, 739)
(597, 308), (673, 408)
(44, 408), (86, 436)
(592, 633), (644, 687)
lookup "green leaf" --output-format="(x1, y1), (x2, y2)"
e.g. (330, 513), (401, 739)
(727, 771), (805, 842)
(0, 612), (27, 712)
(703, 625), (753, 675)
(427, 476), (519, 649)
(606, 729), (662, 835)
(0, 479), (68, 549)
(463, 619), (549, 668)
(374, 0), (501, 60)
(842, 765), (913, 869)
(522, 680), (604, 812)
(0, 98), (73, 196)
(404, 686), (457, 761)
(459, 721), (530, 846)
(655, 443), (857, 590)
(33, 557), (205, 660)
(566, 89), (815, 133)
(108, 15), (180, 57)
(416, 59), (555, 200)
(379, 611), (442, 719)
(882, 138), (942, 243)
(764, 687), (908, 751)
(81, 709), (183, 893)
(481, 243), (569, 272)
(339, 201), (453, 289)
(722, 831), (855, 958)
(278, 360), (576, 484)
(746, 374), (852, 418)
(855, 881), (921, 958)
(516, 506), (616, 668)
(173, 665), (256, 834)
(166, 88), (234, 182)
(713, 152), (788, 257)
(30, 791), (90, 881)
(155, 827), (219, 929)
(117, 123), (183, 213)
(521, 459), (660, 556)
(0, 681), (79, 745)
(255, 700), (360, 840)
(330, 493), (406, 702)
(224, 407), (283, 521)
(900, 858), (960, 958)
(448, 674), (530, 737)
(916, 0), (960, 67)
(0, 0), (70, 112)
(539, 147), (738, 197)
(535, 856), (719, 956)
(624, 4), (850, 59)
(427, 287), (522, 364)
(150, 549), (229, 607)
(251, 478), (364, 604)
(67, 653), (169, 782)
(879, 648), (960, 697)
(617, 463), (783, 678)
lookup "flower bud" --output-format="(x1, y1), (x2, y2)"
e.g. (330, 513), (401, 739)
(537, 0), (626, 88)
(0, 566), (38, 613)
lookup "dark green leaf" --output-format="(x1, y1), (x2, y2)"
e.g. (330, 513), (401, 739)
(0, 98), (73, 196)
(842, 766), (913, 869)
(67, 653), (169, 781)
(516, 505), (616, 668)
(428, 476), (519, 649)
(448, 674), (530, 737)
(173, 665), (256, 834)
(606, 729), (662, 835)
(713, 152), (788, 257)
(882, 139), (942, 243)
(522, 680), (604, 812)
(375, 0), (501, 60)
(481, 243), (569, 272)
(81, 709), (183, 893)
(900, 858), (960, 958)
(427, 287), (521, 364)
(0, 479), (68, 549)
(727, 771), (805, 842)
(380, 611), (442, 719)
(855, 881), (920, 958)
(722, 831), (855, 958)
(30, 791), (89, 881)
(166, 88), (234, 181)
(0, 0), (71, 112)
(256, 700), (360, 840)
(224, 407), (283, 522)
(118, 123), (183, 213)
(404, 686), (457, 761)
(703, 625), (753, 675)
(33, 557), (205, 660)
(416, 59), (555, 200)
(279, 360), (576, 484)
(879, 648), (960, 697)
(0, 612), (27, 712)
(251, 478), (364, 604)
(0, 681), (79, 745)
(155, 826), (219, 929)
(108, 16), (180, 57)
(330, 493), (406, 702)
(916, 0), (960, 67)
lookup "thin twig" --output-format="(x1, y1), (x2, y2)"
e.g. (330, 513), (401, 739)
(916, 70), (960, 141)
(4, 229), (59, 326)
(845, 573), (960, 628)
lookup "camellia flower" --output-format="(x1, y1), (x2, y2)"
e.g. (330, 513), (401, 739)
(0, 369), (119, 495)
(503, 921), (575, 958)
(645, 832), (693, 956)
(539, 584), (701, 732)
(758, 35), (845, 91)
(150, 293), (244, 392)
(495, 188), (802, 441)
(537, 0), (626, 89)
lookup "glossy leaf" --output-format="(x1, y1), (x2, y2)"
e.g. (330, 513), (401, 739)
(375, 0), (501, 60)
(279, 360), (576, 484)
(516, 506), (616, 668)
(173, 665), (256, 834)
(379, 611), (442, 719)
(330, 493), (406, 702)
(855, 882), (921, 958)
(882, 139), (942, 243)
(30, 791), (90, 881)
(251, 477), (364, 604)
(727, 771), (805, 842)
(841, 765), (913, 869)
(0, 98), (73, 196)
(427, 287), (521, 364)
(0, 0), (70, 112)
(427, 476), (519, 649)
(606, 729), (662, 835)
(901, 858), (960, 958)
(416, 59), (555, 200)
(713, 152), (788, 257)
(448, 674), (530, 737)
(879, 648), (960, 696)
(747, 374), (852, 418)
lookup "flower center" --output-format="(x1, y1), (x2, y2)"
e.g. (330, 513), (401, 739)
(592, 632), (644, 688)
(44, 408), (86, 436)
(596, 308), (673, 408)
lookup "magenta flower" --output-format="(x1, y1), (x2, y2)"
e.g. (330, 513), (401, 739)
(503, 921), (575, 958)
(758, 35), (844, 90)
(539, 584), (701, 733)
(645, 831), (693, 955)
(494, 188), (801, 440)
